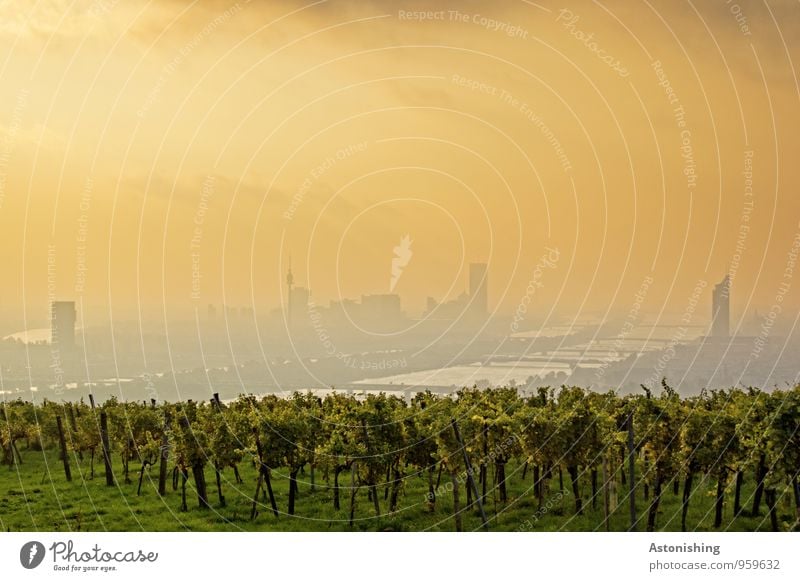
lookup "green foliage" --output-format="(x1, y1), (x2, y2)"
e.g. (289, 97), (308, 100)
(2, 383), (799, 531)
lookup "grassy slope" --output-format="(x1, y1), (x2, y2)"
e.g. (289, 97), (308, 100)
(0, 450), (795, 532)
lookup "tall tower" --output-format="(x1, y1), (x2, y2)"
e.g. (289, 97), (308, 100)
(468, 263), (488, 315)
(51, 301), (76, 352)
(711, 274), (730, 338)
(286, 258), (294, 327)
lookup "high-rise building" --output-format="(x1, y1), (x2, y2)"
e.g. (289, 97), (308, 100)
(468, 263), (488, 314)
(711, 274), (730, 338)
(51, 301), (76, 351)
(286, 262), (310, 327)
(286, 260), (294, 324)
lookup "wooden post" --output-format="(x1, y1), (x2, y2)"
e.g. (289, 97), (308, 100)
(66, 403), (83, 461)
(66, 403), (77, 432)
(263, 467), (278, 517)
(251, 427), (277, 517)
(250, 469), (263, 520)
(451, 419), (488, 530)
(793, 477), (800, 526)
(178, 416), (208, 509)
(158, 410), (170, 496)
(602, 456), (610, 531)
(56, 416), (72, 482)
(100, 411), (113, 486)
(627, 411), (637, 531)
(349, 461), (358, 526)
(88, 394), (95, 409)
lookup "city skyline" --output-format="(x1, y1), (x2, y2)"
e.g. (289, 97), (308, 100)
(0, 1), (798, 326)
(27, 267), (764, 348)
(0, 264), (774, 340)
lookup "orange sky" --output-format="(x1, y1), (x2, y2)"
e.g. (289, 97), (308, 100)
(1, 0), (799, 329)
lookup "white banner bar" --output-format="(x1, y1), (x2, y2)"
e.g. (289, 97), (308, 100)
(1, 532), (797, 580)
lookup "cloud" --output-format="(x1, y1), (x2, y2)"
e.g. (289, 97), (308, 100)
(0, 0), (114, 39)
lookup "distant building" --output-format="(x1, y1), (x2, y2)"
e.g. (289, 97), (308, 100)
(469, 262), (488, 314)
(424, 293), (468, 319)
(711, 274), (730, 338)
(425, 296), (438, 314)
(286, 263), (310, 327)
(422, 262), (488, 321)
(360, 294), (402, 321)
(51, 301), (76, 351)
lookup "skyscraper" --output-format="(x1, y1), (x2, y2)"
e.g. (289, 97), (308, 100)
(286, 262), (310, 328)
(286, 260), (294, 325)
(51, 301), (76, 351)
(469, 263), (488, 315)
(711, 274), (730, 338)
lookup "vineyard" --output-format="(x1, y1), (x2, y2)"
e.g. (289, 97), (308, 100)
(1, 382), (799, 532)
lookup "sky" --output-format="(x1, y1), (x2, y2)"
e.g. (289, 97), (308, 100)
(0, 0), (799, 331)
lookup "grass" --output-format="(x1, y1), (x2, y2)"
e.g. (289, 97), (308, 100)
(0, 449), (796, 532)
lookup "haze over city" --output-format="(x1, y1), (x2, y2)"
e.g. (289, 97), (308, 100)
(1, 0), (799, 402)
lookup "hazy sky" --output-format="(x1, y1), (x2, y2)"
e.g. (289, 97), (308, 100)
(1, 0), (799, 331)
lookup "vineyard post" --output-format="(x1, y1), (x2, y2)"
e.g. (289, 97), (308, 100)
(100, 411), (113, 486)
(0, 407), (10, 467)
(0, 407), (6, 465)
(451, 419), (488, 530)
(250, 470), (263, 520)
(251, 427), (278, 518)
(765, 488), (778, 531)
(56, 415), (72, 482)
(349, 460), (358, 526)
(66, 404), (82, 460)
(179, 415), (209, 509)
(158, 409), (170, 496)
(627, 411), (636, 531)
(263, 467), (278, 517)
(482, 427), (489, 502)
(602, 456), (610, 531)
(66, 403), (77, 432)
(88, 394), (95, 409)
